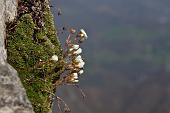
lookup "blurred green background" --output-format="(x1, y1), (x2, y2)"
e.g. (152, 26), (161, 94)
(51, 0), (170, 113)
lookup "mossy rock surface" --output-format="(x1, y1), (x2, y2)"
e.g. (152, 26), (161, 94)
(7, 0), (64, 113)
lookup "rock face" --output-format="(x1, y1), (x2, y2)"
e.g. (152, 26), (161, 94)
(0, 64), (34, 113)
(0, 0), (34, 113)
(6, 0), (63, 112)
(0, 0), (7, 64)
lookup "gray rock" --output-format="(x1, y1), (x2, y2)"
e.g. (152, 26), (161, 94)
(5, 0), (18, 22)
(0, 63), (34, 113)
(0, 0), (6, 64)
(0, 0), (35, 113)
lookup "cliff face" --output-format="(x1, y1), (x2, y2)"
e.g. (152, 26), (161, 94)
(0, 0), (34, 113)
(0, 0), (63, 113)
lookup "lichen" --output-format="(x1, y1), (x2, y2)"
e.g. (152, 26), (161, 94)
(6, 0), (64, 113)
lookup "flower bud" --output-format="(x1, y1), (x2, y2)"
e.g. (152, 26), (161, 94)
(70, 28), (76, 34)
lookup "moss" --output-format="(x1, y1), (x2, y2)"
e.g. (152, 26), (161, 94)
(7, 1), (64, 113)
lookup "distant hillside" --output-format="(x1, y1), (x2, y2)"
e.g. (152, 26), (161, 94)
(51, 0), (170, 113)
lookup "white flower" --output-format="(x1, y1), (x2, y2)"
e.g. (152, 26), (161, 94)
(73, 73), (78, 79)
(72, 44), (79, 49)
(73, 48), (82, 55)
(70, 74), (79, 82)
(80, 29), (88, 38)
(79, 70), (84, 75)
(75, 55), (83, 62)
(69, 45), (79, 52)
(73, 76), (78, 79)
(76, 61), (85, 68)
(51, 55), (58, 62)
(76, 59), (84, 64)
(73, 79), (79, 83)
(75, 55), (82, 60)
(73, 73), (78, 77)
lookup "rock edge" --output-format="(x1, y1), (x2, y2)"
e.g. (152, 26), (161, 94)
(0, 0), (35, 113)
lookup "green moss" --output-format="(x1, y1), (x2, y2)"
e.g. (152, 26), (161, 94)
(7, 3), (64, 113)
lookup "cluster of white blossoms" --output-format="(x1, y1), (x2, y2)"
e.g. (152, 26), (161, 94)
(66, 44), (85, 83)
(64, 29), (88, 84)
